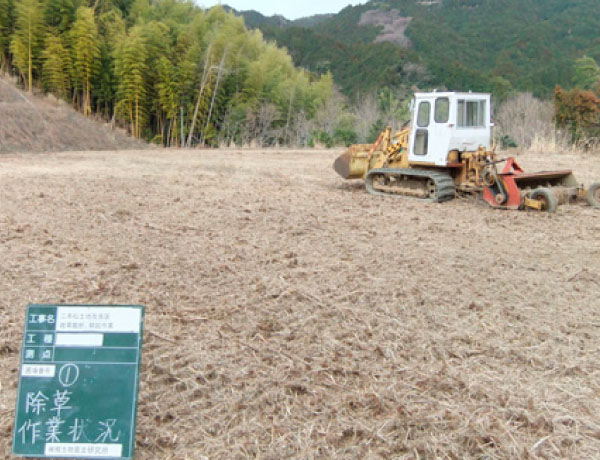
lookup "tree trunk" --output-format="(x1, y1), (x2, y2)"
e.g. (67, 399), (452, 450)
(0, 52), (9, 75)
(28, 21), (32, 93)
(129, 102), (134, 137)
(200, 50), (227, 147)
(180, 106), (184, 147)
(166, 119), (173, 147)
(161, 116), (168, 147)
(186, 44), (213, 148)
(136, 93), (140, 139)
(85, 76), (91, 116)
(285, 87), (295, 145)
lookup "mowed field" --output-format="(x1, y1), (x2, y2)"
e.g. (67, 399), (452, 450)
(1, 149), (599, 459)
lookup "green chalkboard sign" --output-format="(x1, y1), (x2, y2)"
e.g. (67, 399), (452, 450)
(13, 304), (145, 459)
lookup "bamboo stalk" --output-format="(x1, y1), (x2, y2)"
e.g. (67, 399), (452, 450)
(186, 44), (213, 148)
(200, 50), (227, 147)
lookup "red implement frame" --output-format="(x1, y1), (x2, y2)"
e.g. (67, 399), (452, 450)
(483, 157), (576, 210)
(482, 158), (524, 210)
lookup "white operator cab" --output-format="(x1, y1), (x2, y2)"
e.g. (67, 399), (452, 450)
(408, 92), (493, 166)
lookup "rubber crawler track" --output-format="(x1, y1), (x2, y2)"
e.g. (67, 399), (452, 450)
(365, 168), (456, 203)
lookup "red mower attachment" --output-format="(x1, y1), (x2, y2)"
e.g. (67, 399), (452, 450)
(481, 157), (594, 213)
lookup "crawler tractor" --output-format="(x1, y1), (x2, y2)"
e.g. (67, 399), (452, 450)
(334, 91), (600, 212)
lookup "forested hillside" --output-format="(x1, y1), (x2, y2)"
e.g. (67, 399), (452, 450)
(233, 8), (428, 98)
(259, 26), (426, 96)
(238, 0), (600, 100)
(1, 0), (598, 148)
(0, 0), (335, 146)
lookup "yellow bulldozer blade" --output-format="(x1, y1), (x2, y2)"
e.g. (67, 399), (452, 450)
(333, 144), (371, 180)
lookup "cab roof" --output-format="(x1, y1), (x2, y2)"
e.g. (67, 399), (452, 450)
(414, 91), (491, 98)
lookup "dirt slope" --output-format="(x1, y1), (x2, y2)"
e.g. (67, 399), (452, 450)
(1, 149), (599, 459)
(0, 77), (145, 153)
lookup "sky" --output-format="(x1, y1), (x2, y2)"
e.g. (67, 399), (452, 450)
(198, 1), (364, 20)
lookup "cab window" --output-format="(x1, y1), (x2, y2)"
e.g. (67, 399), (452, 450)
(457, 99), (486, 127)
(414, 129), (428, 156)
(434, 98), (449, 123)
(417, 101), (430, 127)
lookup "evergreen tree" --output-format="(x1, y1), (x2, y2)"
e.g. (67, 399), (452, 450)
(70, 7), (101, 115)
(41, 33), (72, 98)
(155, 55), (179, 145)
(96, 10), (126, 119)
(0, 0), (14, 71)
(114, 27), (148, 138)
(0, 2), (336, 144)
(43, 0), (76, 34)
(572, 57), (600, 91)
(10, 0), (44, 91)
(128, 0), (150, 26)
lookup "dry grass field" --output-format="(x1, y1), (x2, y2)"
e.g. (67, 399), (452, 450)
(1, 149), (599, 459)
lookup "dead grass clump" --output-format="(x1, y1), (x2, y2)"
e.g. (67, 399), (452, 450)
(528, 131), (574, 154)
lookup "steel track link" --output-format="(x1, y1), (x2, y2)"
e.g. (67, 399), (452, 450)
(365, 168), (456, 203)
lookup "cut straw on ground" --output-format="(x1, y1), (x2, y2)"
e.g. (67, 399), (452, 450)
(1, 149), (599, 459)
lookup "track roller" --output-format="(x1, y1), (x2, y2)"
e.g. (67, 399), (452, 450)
(365, 168), (455, 203)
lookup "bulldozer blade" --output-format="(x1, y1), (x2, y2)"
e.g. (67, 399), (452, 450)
(333, 152), (353, 179)
(333, 145), (371, 180)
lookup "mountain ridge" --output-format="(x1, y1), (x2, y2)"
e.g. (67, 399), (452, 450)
(229, 0), (600, 100)
(221, 6), (334, 29)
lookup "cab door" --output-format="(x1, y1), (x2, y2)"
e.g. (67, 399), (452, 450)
(409, 96), (453, 166)
(408, 97), (432, 161)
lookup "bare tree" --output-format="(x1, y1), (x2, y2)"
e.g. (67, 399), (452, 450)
(293, 110), (313, 147)
(495, 93), (555, 149)
(353, 92), (379, 142)
(246, 102), (279, 146)
(218, 106), (239, 147)
(315, 89), (345, 136)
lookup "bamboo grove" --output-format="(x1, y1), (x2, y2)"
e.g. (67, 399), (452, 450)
(0, 0), (336, 146)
